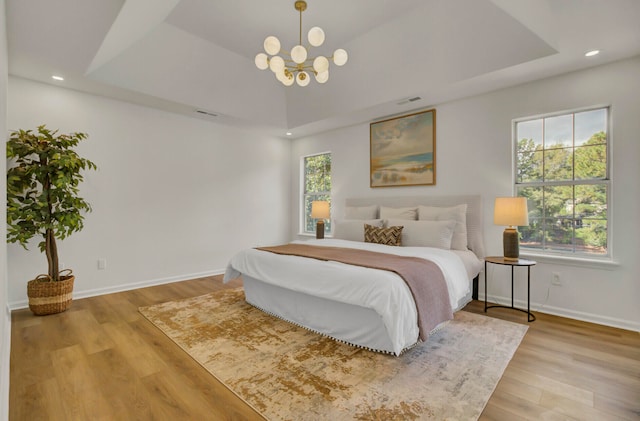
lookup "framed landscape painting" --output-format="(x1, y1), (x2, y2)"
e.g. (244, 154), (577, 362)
(370, 109), (436, 187)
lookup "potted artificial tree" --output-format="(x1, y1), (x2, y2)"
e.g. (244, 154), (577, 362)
(7, 125), (97, 315)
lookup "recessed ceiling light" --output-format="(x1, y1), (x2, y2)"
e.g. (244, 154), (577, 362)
(286, 132), (292, 136)
(51, 75), (64, 81)
(585, 50), (600, 57)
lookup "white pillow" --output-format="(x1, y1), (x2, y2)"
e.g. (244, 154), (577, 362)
(333, 219), (384, 242)
(418, 204), (468, 251)
(386, 219), (456, 249)
(379, 206), (418, 220)
(345, 205), (378, 220)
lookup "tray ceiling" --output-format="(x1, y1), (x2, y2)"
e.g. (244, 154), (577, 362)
(7, 0), (640, 138)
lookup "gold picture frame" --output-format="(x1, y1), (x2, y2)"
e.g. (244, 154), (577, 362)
(370, 109), (436, 187)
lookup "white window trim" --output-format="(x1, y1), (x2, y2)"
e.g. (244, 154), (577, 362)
(512, 105), (613, 262)
(519, 251), (619, 270)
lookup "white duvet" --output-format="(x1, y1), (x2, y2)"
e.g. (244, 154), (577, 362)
(223, 239), (471, 354)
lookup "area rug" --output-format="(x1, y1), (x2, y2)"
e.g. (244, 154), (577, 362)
(139, 288), (528, 420)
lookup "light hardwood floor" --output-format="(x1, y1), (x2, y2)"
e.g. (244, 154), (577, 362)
(10, 275), (640, 420)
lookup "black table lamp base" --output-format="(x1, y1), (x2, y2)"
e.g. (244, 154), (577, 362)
(316, 220), (325, 239)
(503, 227), (519, 260)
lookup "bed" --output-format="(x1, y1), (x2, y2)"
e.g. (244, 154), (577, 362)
(223, 195), (485, 356)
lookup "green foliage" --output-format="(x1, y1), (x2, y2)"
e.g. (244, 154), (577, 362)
(575, 132), (607, 179)
(304, 154), (331, 194)
(516, 138), (541, 182)
(7, 125), (97, 281)
(516, 131), (608, 254)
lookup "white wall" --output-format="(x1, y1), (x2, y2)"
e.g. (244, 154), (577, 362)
(291, 56), (640, 331)
(7, 77), (292, 306)
(1, 1), (10, 419)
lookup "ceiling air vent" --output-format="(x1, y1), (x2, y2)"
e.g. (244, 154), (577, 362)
(396, 96), (422, 105)
(196, 110), (218, 117)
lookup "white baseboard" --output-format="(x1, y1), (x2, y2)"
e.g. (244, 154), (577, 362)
(8, 272), (637, 333)
(8, 269), (226, 310)
(480, 293), (640, 333)
(1, 304), (11, 421)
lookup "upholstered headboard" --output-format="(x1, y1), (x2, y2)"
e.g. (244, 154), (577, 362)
(345, 195), (485, 259)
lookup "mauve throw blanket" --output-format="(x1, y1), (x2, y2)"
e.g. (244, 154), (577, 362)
(256, 243), (453, 341)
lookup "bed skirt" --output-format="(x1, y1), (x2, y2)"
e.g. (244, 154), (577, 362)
(242, 275), (421, 355)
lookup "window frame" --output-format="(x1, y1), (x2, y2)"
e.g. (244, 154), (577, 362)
(301, 151), (332, 235)
(512, 105), (612, 260)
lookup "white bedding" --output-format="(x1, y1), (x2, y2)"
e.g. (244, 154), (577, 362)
(223, 238), (476, 355)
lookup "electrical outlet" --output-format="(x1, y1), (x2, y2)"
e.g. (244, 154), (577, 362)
(97, 258), (107, 270)
(551, 272), (562, 286)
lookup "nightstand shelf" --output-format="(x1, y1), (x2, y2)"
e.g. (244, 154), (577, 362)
(484, 256), (536, 322)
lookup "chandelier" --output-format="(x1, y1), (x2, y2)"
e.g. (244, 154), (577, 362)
(254, 1), (348, 87)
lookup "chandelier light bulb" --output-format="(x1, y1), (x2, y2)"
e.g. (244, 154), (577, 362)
(313, 56), (329, 73)
(255, 53), (269, 70)
(333, 49), (348, 66)
(297, 71), (310, 87)
(308, 26), (325, 47)
(264, 36), (281, 55)
(283, 73), (295, 86)
(291, 45), (308, 64)
(269, 55), (285, 73)
(315, 70), (329, 84)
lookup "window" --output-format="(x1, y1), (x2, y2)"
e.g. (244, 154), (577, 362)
(514, 107), (609, 256)
(302, 152), (331, 234)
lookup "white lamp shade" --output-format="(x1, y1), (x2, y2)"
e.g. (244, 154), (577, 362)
(296, 71), (310, 86)
(315, 70), (329, 83)
(307, 26), (325, 47)
(291, 45), (308, 64)
(333, 48), (348, 66)
(494, 197), (529, 226)
(311, 201), (330, 219)
(255, 53), (269, 70)
(264, 36), (281, 55)
(269, 55), (285, 73)
(313, 56), (329, 73)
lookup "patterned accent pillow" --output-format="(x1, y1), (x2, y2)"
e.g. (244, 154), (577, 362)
(364, 224), (403, 246)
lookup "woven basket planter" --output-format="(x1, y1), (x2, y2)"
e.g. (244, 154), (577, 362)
(27, 270), (75, 316)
